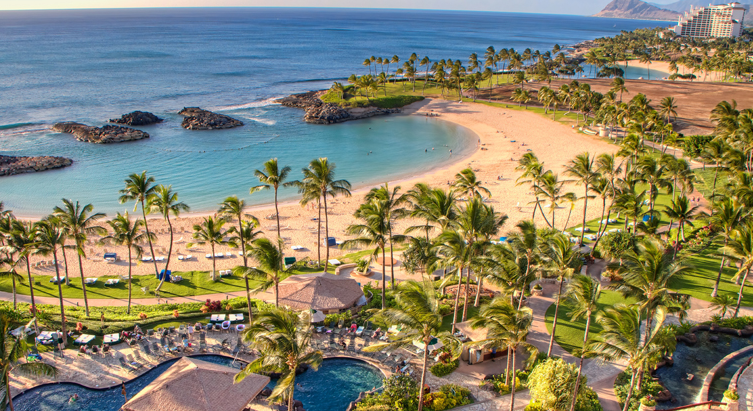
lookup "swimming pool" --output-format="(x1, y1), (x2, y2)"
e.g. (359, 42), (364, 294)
(10, 355), (383, 411)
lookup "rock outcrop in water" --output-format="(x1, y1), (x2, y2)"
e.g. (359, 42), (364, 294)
(177, 107), (244, 130)
(109, 111), (163, 126)
(52, 122), (149, 143)
(0, 155), (73, 176)
(278, 91), (400, 125)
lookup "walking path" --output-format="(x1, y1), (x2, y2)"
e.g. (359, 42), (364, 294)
(739, 363), (753, 411)
(0, 289), (250, 307)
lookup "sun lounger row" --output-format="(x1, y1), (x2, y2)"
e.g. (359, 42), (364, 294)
(218, 270), (233, 277)
(177, 255), (193, 261)
(33, 260), (59, 268)
(205, 252), (233, 259)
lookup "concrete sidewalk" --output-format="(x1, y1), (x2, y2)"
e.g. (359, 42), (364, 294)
(0, 289), (251, 307)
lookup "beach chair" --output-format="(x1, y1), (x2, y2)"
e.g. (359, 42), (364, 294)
(127, 353), (144, 371)
(199, 332), (208, 353)
(118, 355), (137, 373)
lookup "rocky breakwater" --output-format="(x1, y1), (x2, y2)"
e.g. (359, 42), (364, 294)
(278, 91), (400, 125)
(52, 122), (149, 143)
(177, 107), (244, 130)
(0, 155), (73, 177)
(109, 111), (163, 126)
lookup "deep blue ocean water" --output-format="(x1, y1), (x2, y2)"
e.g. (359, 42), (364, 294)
(0, 8), (670, 215)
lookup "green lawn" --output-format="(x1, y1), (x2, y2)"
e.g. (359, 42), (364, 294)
(440, 304), (481, 332)
(668, 244), (751, 306)
(0, 265), (332, 300)
(545, 290), (631, 354)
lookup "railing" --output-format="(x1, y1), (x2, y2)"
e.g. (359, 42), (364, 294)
(729, 356), (753, 391)
(660, 401), (726, 411)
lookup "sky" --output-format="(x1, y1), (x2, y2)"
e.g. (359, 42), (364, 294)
(0, 0), (650, 15)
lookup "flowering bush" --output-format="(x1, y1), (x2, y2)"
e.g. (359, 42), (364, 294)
(138, 312), (148, 320)
(430, 359), (459, 377)
(201, 299), (223, 313)
(424, 384), (473, 411)
(173, 310), (180, 318)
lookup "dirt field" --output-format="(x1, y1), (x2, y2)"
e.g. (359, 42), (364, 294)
(478, 78), (753, 135)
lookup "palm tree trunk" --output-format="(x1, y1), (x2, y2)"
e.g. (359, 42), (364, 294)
(622, 369), (638, 411)
(389, 227), (395, 290)
(547, 277), (565, 357)
(158, 215), (176, 293)
(316, 198), (322, 267)
(52, 249), (67, 345)
(288, 379), (295, 411)
(381, 247), (386, 310)
(239, 216), (247, 267)
(474, 275), (483, 307)
(417, 341), (430, 411)
(505, 346), (512, 385)
(451, 265), (463, 334)
(733, 266), (750, 318)
(275, 277), (280, 307)
(509, 347), (518, 411)
(569, 314), (591, 411)
(211, 243), (217, 281)
(77, 247), (90, 317)
(139, 200), (159, 279)
(10, 267), (16, 310)
(462, 266), (472, 321)
(61, 242), (70, 286)
(25, 257), (39, 334)
(712, 238), (729, 298)
(324, 193), (331, 272)
(127, 247), (132, 314)
(712, 166), (720, 198)
(579, 186), (589, 244)
(275, 188), (283, 268)
(6, 370), (15, 411)
(244, 275), (253, 321)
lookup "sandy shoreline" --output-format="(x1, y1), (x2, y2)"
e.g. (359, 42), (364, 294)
(14, 97), (632, 279)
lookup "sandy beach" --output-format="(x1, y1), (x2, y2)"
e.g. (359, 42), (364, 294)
(20, 98), (630, 281)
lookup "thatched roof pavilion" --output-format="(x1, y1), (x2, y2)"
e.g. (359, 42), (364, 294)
(276, 272), (365, 312)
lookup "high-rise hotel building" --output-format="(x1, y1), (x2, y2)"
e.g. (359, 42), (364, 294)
(673, 2), (746, 38)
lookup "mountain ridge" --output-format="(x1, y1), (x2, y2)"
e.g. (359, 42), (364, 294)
(593, 0), (682, 20)
(648, 0), (753, 13)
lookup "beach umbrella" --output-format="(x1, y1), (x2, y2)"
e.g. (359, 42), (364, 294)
(414, 336), (443, 352)
(302, 309), (326, 323)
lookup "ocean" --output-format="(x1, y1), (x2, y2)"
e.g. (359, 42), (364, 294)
(0, 8), (670, 216)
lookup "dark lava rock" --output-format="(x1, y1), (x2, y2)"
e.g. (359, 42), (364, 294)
(0, 155), (73, 177)
(278, 90), (400, 125)
(177, 107), (243, 130)
(52, 122), (149, 144)
(109, 111), (163, 126)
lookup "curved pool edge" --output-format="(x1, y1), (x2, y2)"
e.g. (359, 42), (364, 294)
(700, 345), (753, 402)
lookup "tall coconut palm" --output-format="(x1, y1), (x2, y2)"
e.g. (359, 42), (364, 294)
(0, 314), (57, 411)
(663, 195), (700, 256)
(516, 153), (547, 221)
(228, 220), (263, 320)
(565, 275), (602, 411)
(452, 168), (491, 199)
(235, 237), (287, 308)
(235, 307), (323, 411)
(150, 185), (189, 292)
(100, 213), (152, 314)
(33, 219), (68, 340)
(700, 140), (729, 198)
(541, 234), (579, 357)
(406, 186), (457, 241)
(5, 222), (40, 332)
(610, 77), (628, 103)
(433, 230), (474, 333)
(119, 171), (159, 277)
(636, 157), (670, 216)
(0, 251), (23, 311)
(52, 199), (106, 317)
(566, 153), (599, 244)
(705, 198), (749, 297)
(710, 294), (736, 319)
(188, 217), (233, 281)
(297, 158), (351, 272)
(589, 305), (670, 411)
(535, 171), (570, 229)
(253, 158), (293, 266)
(364, 184), (408, 290)
(722, 223), (753, 318)
(342, 199), (398, 309)
(471, 298), (537, 411)
(218, 196), (260, 268)
(658, 96), (678, 125)
(367, 279), (457, 411)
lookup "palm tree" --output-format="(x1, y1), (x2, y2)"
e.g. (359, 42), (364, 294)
(0, 251), (23, 311)
(535, 172), (570, 229)
(188, 217), (233, 281)
(218, 196), (260, 268)
(235, 237), (286, 308)
(705, 198), (749, 297)
(452, 168), (491, 199)
(710, 294), (736, 319)
(227, 220), (263, 320)
(722, 223), (753, 318)
(235, 307), (323, 411)
(367, 279), (457, 411)
(566, 153), (598, 244)
(100, 213), (152, 314)
(471, 298), (537, 411)
(5, 222), (40, 332)
(508, 220), (541, 308)
(297, 158), (351, 272)
(636, 156), (670, 216)
(119, 171), (159, 277)
(658, 96), (678, 125)
(52, 199), (105, 317)
(541, 234), (578, 357)
(0, 314), (57, 411)
(700, 140), (729, 198)
(516, 153), (547, 221)
(150, 185), (189, 292)
(589, 305), (670, 411)
(610, 77), (628, 103)
(565, 275), (602, 411)
(663, 195), (700, 256)
(406, 185), (457, 241)
(364, 184), (408, 290)
(639, 52), (652, 80)
(33, 219), (68, 339)
(433, 230), (473, 333)
(343, 199), (395, 309)
(254, 158), (293, 266)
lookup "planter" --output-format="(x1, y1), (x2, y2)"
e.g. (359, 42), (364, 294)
(638, 404), (656, 411)
(723, 398), (738, 411)
(531, 288), (544, 297)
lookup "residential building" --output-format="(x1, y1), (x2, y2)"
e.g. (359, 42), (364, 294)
(673, 2), (746, 38)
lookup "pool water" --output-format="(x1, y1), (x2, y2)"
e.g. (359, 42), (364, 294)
(10, 355), (383, 411)
(655, 332), (753, 409)
(709, 352), (753, 402)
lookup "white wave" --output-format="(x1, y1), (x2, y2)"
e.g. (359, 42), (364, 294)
(239, 117), (277, 126)
(0, 125), (51, 137)
(211, 97), (284, 112)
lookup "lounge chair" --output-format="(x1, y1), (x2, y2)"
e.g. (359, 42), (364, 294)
(126, 354), (144, 371)
(118, 356), (137, 373)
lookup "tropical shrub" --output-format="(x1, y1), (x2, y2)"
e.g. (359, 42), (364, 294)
(640, 396), (656, 406)
(724, 390), (739, 401)
(614, 369), (663, 411)
(479, 373), (522, 395)
(527, 358), (586, 411)
(424, 384), (473, 411)
(683, 135), (713, 160)
(597, 231), (636, 261)
(430, 359), (459, 377)
(355, 374), (418, 411)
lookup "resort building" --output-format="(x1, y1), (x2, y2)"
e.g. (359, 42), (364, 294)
(673, 2), (747, 38)
(275, 272), (366, 314)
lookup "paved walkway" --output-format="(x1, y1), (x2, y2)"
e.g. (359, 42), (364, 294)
(0, 289), (250, 307)
(738, 363), (753, 411)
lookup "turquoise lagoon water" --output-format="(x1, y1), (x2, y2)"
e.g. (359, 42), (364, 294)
(9, 356), (383, 411)
(0, 9), (670, 215)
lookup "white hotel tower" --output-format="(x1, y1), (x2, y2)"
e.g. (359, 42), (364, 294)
(673, 2), (747, 38)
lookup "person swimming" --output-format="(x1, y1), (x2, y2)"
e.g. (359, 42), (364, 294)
(68, 393), (79, 403)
